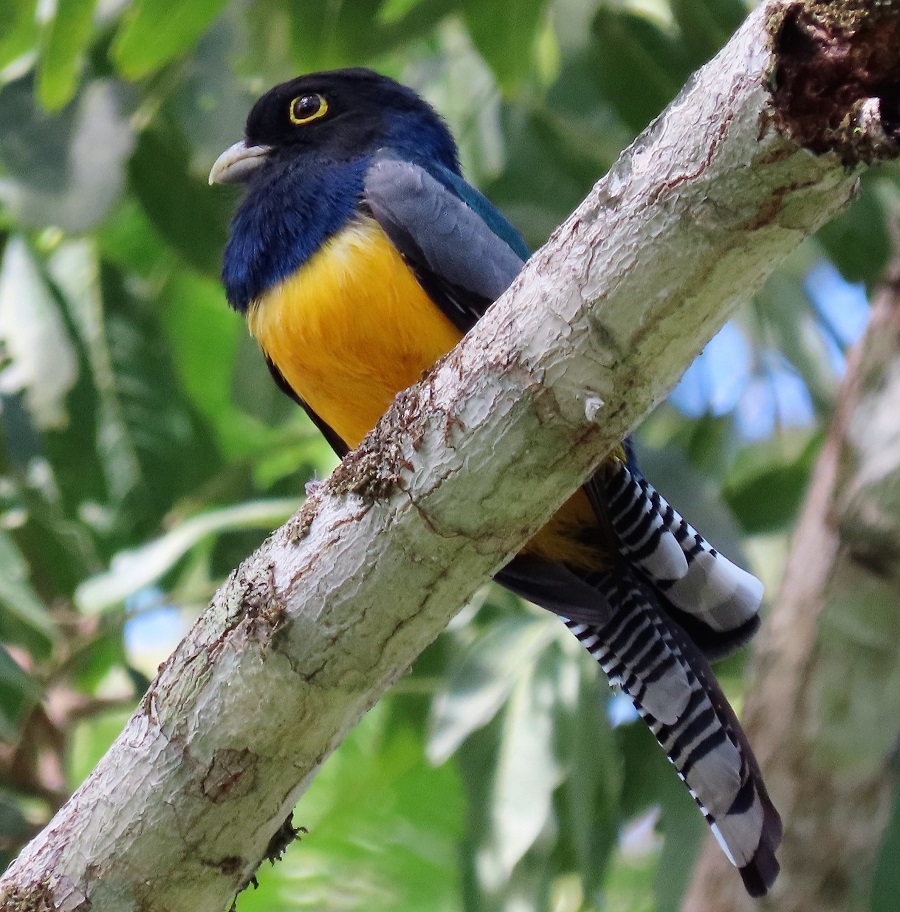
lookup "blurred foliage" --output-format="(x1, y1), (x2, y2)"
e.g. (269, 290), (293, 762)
(0, 0), (898, 910)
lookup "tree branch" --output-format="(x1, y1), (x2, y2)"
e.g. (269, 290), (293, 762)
(3, 2), (899, 910)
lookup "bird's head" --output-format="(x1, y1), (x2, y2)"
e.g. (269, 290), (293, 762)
(209, 67), (460, 187)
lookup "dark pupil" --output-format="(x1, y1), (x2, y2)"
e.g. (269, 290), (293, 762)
(294, 95), (320, 119)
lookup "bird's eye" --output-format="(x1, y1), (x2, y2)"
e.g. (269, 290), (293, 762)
(289, 94), (328, 125)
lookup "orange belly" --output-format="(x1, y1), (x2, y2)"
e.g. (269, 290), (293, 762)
(248, 216), (607, 569)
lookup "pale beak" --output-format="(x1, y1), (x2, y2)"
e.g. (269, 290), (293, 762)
(208, 140), (273, 185)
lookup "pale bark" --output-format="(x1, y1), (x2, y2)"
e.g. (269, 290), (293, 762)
(3, 3), (899, 911)
(684, 265), (900, 912)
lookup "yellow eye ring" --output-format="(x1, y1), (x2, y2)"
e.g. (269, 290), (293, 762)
(289, 94), (328, 125)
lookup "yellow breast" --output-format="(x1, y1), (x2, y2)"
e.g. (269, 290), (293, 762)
(247, 214), (607, 570)
(248, 216), (461, 450)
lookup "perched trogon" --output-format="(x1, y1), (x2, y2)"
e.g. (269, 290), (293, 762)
(209, 67), (781, 895)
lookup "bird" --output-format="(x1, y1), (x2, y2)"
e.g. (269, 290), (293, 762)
(209, 67), (782, 895)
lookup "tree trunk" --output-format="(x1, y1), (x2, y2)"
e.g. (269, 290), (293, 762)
(3, 3), (899, 911)
(683, 266), (900, 912)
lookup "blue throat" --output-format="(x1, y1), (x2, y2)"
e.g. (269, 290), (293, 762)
(222, 157), (367, 312)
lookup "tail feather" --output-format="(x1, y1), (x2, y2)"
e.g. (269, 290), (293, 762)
(564, 570), (781, 896)
(602, 464), (764, 638)
(498, 459), (779, 894)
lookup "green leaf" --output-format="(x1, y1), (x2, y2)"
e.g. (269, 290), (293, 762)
(0, 76), (134, 232)
(488, 651), (561, 876)
(817, 179), (891, 286)
(616, 719), (705, 911)
(75, 498), (299, 612)
(62, 257), (224, 543)
(0, 529), (56, 652)
(47, 240), (145, 505)
(428, 613), (556, 763)
(724, 460), (810, 533)
(404, 19), (505, 186)
(67, 705), (133, 788)
(0, 790), (36, 868)
(0, 0), (39, 73)
(287, 0), (380, 71)
(617, 721), (673, 818)
(589, 8), (693, 135)
(96, 197), (172, 279)
(112, 0), (229, 80)
(129, 119), (232, 277)
(462, 0), (548, 91)
(669, 0), (746, 67)
(288, 0), (461, 68)
(602, 848), (657, 912)
(653, 782), (705, 912)
(753, 269), (838, 414)
(68, 626), (128, 694)
(0, 444), (106, 601)
(723, 435), (820, 534)
(0, 643), (42, 742)
(554, 653), (619, 896)
(13, 247), (215, 554)
(370, 0), (463, 57)
(239, 710), (464, 912)
(485, 98), (611, 249)
(0, 237), (78, 431)
(160, 268), (277, 460)
(871, 779), (900, 912)
(37, 0), (98, 111)
(668, 413), (735, 478)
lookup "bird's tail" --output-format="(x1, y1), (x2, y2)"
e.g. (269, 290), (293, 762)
(581, 463), (781, 893)
(498, 460), (781, 893)
(598, 463), (765, 658)
(565, 569), (781, 896)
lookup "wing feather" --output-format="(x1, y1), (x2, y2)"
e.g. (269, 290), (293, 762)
(364, 155), (526, 334)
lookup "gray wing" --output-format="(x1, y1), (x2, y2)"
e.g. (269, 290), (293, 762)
(363, 155), (526, 334)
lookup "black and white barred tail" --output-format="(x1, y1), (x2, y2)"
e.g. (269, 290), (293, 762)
(564, 570), (781, 895)
(497, 459), (781, 893)
(601, 464), (764, 657)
